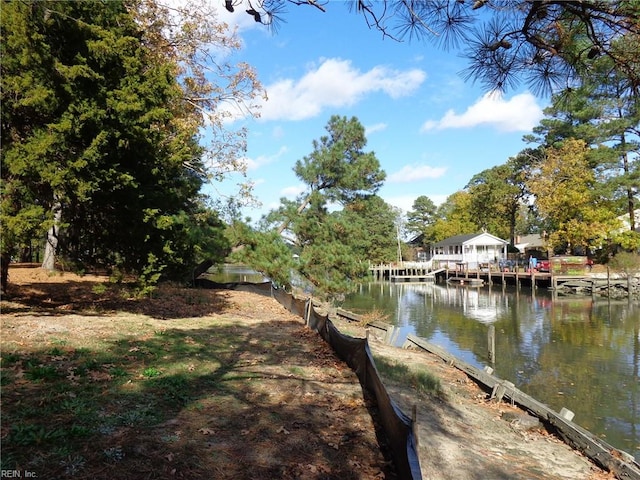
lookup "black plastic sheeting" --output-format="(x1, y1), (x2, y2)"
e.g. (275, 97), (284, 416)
(195, 278), (422, 480)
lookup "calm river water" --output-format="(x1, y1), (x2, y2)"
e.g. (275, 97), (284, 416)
(341, 282), (640, 461)
(208, 266), (640, 460)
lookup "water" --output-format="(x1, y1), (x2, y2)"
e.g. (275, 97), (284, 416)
(203, 264), (269, 283)
(341, 281), (640, 461)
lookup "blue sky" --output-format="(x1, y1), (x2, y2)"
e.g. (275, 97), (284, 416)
(208, 2), (548, 221)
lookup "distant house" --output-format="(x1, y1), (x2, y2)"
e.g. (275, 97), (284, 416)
(616, 209), (640, 233)
(429, 232), (509, 269)
(407, 233), (429, 262)
(514, 234), (547, 258)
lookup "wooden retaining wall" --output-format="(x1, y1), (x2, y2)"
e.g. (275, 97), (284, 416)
(333, 309), (640, 480)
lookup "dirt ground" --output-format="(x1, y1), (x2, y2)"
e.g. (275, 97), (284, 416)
(1, 266), (612, 480)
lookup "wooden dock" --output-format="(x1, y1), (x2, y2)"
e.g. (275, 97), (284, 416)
(390, 275), (435, 283)
(370, 263), (591, 290)
(390, 268), (444, 283)
(447, 276), (484, 286)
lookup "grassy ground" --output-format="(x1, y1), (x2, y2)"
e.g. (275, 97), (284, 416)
(1, 267), (392, 480)
(1, 266), (617, 480)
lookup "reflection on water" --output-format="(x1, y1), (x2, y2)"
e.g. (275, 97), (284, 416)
(202, 264), (268, 283)
(342, 282), (640, 460)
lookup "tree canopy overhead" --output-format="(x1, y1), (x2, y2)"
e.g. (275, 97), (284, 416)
(225, 0), (640, 95)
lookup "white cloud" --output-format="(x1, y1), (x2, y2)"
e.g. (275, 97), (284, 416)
(384, 195), (418, 213)
(388, 164), (447, 183)
(245, 145), (288, 171)
(280, 184), (307, 198)
(421, 91), (543, 133)
(259, 58), (426, 121)
(365, 122), (387, 136)
(429, 194), (449, 206)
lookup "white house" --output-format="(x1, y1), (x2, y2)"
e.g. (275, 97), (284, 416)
(616, 209), (640, 233)
(514, 234), (546, 256)
(429, 232), (509, 269)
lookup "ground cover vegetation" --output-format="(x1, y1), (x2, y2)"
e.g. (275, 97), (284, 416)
(0, 267), (393, 479)
(3, 268), (615, 480)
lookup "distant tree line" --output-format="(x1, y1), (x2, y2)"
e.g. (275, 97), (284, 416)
(2, 0), (638, 299)
(405, 53), (640, 261)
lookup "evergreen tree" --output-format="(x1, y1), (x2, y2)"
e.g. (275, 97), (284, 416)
(524, 52), (640, 232)
(406, 195), (438, 244)
(340, 195), (400, 265)
(233, 116), (387, 299)
(1, 1), (248, 292)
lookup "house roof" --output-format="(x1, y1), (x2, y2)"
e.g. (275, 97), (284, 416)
(617, 209), (640, 232)
(432, 232), (508, 247)
(515, 234), (545, 252)
(407, 233), (425, 245)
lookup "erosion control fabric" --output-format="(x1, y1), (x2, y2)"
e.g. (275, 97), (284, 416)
(195, 278), (422, 480)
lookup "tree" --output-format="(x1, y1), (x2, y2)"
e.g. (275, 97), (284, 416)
(228, 226), (295, 289)
(296, 209), (369, 297)
(406, 195), (438, 243)
(429, 191), (479, 242)
(0, 0), (259, 292)
(526, 139), (620, 253)
(133, 0), (262, 189)
(276, 115), (386, 234)
(223, 0), (640, 94)
(466, 150), (540, 244)
(340, 195), (400, 264)
(525, 50), (640, 231)
(234, 116), (387, 298)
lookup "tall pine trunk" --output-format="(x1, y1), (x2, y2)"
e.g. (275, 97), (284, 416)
(0, 253), (10, 293)
(42, 197), (61, 271)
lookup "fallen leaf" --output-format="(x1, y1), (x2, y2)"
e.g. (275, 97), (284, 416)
(89, 371), (112, 382)
(198, 428), (215, 435)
